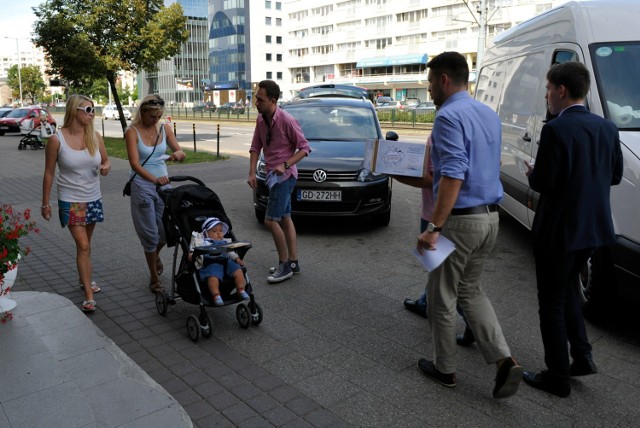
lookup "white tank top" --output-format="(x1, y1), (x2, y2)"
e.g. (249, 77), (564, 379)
(55, 130), (102, 202)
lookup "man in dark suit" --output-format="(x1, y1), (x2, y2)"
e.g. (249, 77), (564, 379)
(523, 61), (623, 397)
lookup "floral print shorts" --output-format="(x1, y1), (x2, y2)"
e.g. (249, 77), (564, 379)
(58, 199), (104, 228)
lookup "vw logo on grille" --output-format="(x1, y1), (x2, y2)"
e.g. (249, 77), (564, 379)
(313, 170), (327, 183)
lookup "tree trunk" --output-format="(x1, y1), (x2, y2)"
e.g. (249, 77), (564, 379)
(107, 75), (127, 137)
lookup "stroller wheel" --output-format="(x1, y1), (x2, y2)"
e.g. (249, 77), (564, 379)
(250, 302), (263, 326)
(155, 291), (168, 316)
(200, 313), (213, 338)
(186, 314), (201, 341)
(236, 303), (251, 329)
(18, 143), (23, 150)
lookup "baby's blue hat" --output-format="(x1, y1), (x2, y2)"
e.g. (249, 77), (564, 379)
(201, 217), (229, 235)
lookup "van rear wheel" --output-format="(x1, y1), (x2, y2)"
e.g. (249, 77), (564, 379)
(576, 248), (614, 320)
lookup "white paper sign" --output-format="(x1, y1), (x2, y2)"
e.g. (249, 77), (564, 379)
(412, 236), (456, 272)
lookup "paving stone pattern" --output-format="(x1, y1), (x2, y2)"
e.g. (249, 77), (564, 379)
(2, 134), (640, 427)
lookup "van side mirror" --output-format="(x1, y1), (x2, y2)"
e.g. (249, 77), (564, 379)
(385, 131), (399, 141)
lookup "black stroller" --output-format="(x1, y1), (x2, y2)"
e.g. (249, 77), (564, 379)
(156, 176), (263, 341)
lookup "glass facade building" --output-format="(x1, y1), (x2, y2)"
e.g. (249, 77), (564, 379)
(141, 0), (210, 105)
(207, 0), (247, 92)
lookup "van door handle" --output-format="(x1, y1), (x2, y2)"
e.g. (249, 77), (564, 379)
(522, 132), (532, 142)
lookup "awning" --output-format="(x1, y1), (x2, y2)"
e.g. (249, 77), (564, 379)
(356, 53), (427, 68)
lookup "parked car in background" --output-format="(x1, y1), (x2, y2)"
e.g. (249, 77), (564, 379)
(0, 106), (57, 136)
(102, 104), (132, 120)
(376, 100), (401, 110)
(412, 101), (437, 113)
(192, 101), (217, 113)
(218, 102), (245, 115)
(375, 96), (395, 106)
(0, 108), (13, 118)
(253, 84), (397, 226)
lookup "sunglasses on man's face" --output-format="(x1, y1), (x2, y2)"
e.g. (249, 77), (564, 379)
(146, 98), (165, 107)
(77, 106), (95, 114)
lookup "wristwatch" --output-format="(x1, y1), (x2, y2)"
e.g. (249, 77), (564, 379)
(426, 222), (442, 233)
(284, 161), (291, 170)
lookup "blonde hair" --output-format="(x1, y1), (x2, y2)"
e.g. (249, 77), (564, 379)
(63, 94), (98, 156)
(131, 94), (165, 128)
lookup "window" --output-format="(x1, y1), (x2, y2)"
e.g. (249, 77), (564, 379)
(266, 53), (272, 61)
(265, 0), (271, 8)
(266, 35), (272, 43)
(265, 17), (272, 25)
(276, 36), (283, 44)
(277, 54), (282, 62)
(276, 18), (282, 26)
(266, 71), (273, 79)
(276, 2), (281, 10)
(277, 72), (283, 80)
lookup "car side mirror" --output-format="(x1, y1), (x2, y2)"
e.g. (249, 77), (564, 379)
(385, 131), (399, 141)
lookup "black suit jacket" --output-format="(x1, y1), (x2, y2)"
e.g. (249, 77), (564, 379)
(529, 105), (623, 252)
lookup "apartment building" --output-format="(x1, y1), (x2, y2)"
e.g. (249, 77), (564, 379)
(0, 41), (53, 106)
(281, 0), (570, 102)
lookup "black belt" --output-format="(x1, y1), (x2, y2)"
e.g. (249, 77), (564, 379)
(450, 204), (499, 216)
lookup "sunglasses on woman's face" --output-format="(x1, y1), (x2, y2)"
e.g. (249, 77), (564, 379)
(77, 106), (95, 114)
(146, 98), (165, 107)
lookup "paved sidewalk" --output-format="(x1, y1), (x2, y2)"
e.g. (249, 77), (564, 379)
(2, 132), (640, 427)
(0, 292), (192, 428)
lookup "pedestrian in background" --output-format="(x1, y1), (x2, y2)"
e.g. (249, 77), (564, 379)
(522, 62), (623, 397)
(41, 94), (110, 313)
(247, 80), (311, 283)
(125, 95), (185, 294)
(415, 51), (522, 398)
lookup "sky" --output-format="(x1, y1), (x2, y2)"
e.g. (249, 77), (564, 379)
(0, 0), (41, 55)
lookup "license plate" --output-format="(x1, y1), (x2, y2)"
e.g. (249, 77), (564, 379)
(0, 126), (8, 130)
(297, 190), (342, 201)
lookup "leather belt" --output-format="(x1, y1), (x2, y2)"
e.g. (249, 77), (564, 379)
(450, 204), (499, 216)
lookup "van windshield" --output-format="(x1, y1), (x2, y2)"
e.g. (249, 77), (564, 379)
(592, 42), (640, 129)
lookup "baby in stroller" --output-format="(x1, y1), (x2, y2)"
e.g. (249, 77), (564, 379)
(189, 217), (250, 306)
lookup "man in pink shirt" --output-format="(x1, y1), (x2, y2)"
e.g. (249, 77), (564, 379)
(248, 80), (311, 283)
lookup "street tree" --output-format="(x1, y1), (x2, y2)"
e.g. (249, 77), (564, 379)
(7, 65), (46, 105)
(32, 0), (188, 133)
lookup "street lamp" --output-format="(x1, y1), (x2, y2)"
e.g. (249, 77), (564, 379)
(4, 37), (24, 107)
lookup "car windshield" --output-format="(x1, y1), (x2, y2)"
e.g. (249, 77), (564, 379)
(591, 42), (640, 129)
(6, 109), (29, 118)
(285, 105), (379, 140)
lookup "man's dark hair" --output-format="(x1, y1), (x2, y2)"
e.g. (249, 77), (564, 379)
(258, 80), (280, 101)
(547, 62), (590, 99)
(426, 51), (469, 86)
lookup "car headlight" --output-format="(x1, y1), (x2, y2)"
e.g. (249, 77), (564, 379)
(357, 168), (385, 182)
(257, 159), (267, 178)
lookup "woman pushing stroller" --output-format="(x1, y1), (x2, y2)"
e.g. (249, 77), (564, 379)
(188, 217), (250, 306)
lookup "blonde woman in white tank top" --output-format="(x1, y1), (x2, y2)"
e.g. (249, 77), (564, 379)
(41, 94), (111, 313)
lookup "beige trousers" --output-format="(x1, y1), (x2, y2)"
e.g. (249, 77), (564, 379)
(426, 211), (511, 374)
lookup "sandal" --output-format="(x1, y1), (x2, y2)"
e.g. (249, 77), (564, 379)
(156, 258), (164, 276)
(79, 281), (101, 293)
(149, 280), (163, 294)
(82, 300), (96, 313)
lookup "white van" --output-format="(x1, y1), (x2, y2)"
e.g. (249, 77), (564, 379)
(475, 0), (640, 313)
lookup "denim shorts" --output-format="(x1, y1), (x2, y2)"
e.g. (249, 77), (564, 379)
(198, 257), (241, 282)
(265, 176), (297, 222)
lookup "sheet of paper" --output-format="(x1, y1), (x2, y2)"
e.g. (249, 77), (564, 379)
(369, 139), (427, 177)
(412, 235), (456, 272)
(266, 170), (287, 189)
